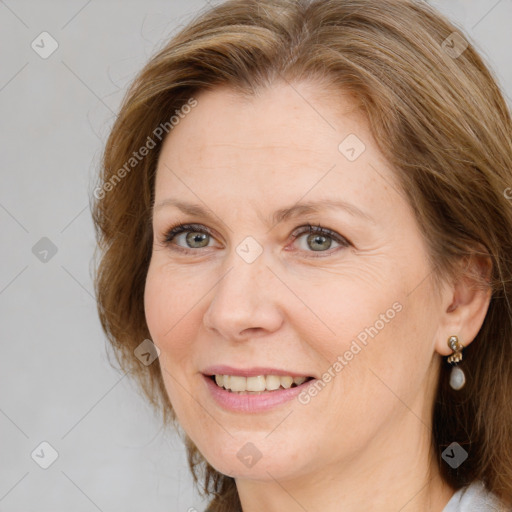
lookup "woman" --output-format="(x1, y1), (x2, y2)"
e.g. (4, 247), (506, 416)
(91, 0), (512, 510)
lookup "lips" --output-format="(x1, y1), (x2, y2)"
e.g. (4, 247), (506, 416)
(201, 365), (316, 412)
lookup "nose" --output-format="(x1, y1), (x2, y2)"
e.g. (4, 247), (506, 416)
(202, 248), (284, 342)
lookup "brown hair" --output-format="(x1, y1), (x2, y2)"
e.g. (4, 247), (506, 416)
(91, 0), (512, 510)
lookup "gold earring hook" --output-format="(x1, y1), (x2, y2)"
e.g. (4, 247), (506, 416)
(447, 335), (464, 364)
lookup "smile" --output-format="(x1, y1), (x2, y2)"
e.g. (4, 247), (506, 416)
(211, 374), (313, 393)
(202, 371), (317, 413)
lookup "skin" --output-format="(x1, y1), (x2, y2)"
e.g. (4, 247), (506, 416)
(144, 80), (491, 511)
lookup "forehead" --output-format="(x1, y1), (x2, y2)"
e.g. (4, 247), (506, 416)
(160, 81), (364, 154)
(154, 81), (398, 209)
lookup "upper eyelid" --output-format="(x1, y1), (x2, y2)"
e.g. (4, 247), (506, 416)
(164, 223), (215, 241)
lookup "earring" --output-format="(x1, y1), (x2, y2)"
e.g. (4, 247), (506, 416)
(447, 335), (465, 390)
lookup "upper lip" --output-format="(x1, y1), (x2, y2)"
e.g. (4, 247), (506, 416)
(202, 365), (315, 378)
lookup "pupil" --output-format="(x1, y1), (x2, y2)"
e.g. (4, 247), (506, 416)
(309, 234), (331, 251)
(187, 232), (208, 248)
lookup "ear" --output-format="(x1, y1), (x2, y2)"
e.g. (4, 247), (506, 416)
(434, 253), (492, 357)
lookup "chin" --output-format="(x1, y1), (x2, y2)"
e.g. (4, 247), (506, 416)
(196, 439), (313, 482)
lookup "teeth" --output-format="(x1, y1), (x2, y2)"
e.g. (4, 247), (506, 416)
(247, 376), (266, 392)
(280, 376), (293, 389)
(229, 375), (246, 392)
(265, 375), (281, 390)
(213, 374), (310, 392)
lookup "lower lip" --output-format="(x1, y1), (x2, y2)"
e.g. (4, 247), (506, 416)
(202, 374), (316, 413)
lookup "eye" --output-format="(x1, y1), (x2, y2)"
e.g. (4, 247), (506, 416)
(289, 223), (350, 256)
(161, 223), (216, 253)
(160, 222), (351, 257)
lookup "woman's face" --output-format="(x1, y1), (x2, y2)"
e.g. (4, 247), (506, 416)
(145, 81), (447, 481)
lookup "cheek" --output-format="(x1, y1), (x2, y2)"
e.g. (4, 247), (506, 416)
(144, 261), (210, 393)
(295, 269), (403, 357)
(144, 269), (170, 343)
(144, 266), (198, 417)
(307, 264), (436, 399)
(144, 261), (198, 343)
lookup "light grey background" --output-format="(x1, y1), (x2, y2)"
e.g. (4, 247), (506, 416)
(1, 1), (510, 511)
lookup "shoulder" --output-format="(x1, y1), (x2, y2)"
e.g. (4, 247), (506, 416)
(442, 480), (509, 512)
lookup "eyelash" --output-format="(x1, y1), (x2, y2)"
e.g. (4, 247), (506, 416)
(160, 222), (350, 257)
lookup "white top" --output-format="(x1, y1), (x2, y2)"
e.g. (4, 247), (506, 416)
(442, 480), (506, 511)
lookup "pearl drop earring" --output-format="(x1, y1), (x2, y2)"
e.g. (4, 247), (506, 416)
(447, 335), (466, 390)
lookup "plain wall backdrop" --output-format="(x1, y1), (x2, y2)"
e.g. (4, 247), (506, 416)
(1, 1), (511, 511)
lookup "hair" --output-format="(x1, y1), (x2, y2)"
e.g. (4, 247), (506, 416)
(91, 0), (512, 510)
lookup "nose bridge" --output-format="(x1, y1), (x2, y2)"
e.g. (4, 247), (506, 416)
(203, 241), (283, 338)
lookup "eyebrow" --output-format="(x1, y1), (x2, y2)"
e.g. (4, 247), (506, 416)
(153, 197), (374, 226)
